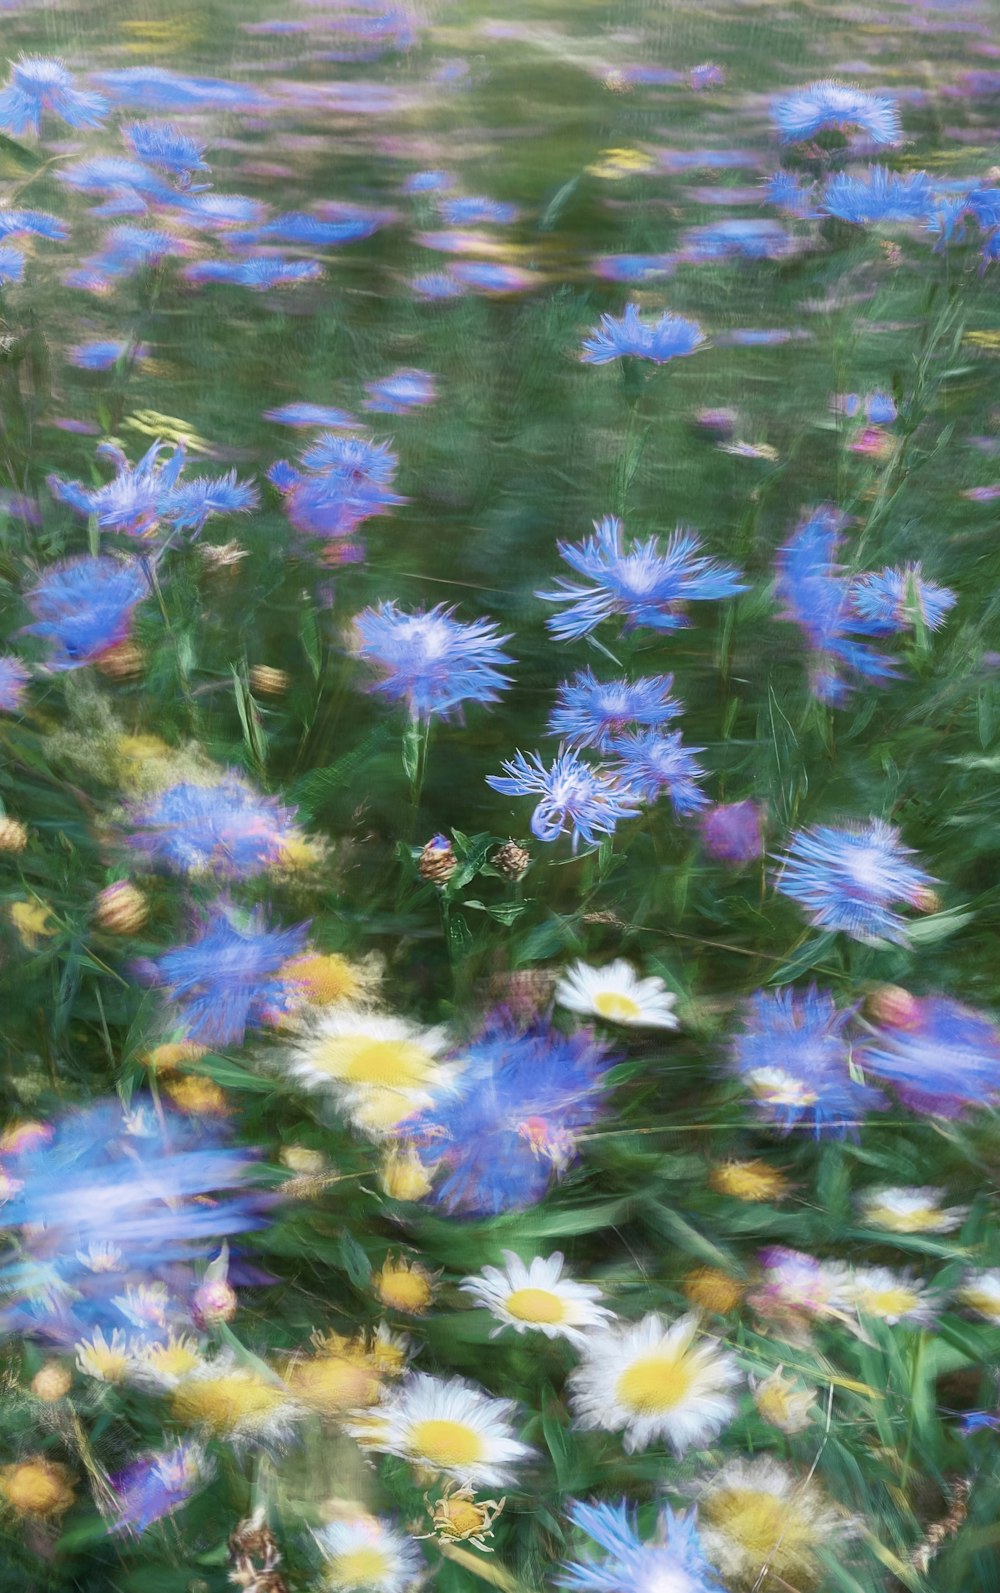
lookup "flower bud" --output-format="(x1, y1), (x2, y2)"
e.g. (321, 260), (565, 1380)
(191, 1278), (238, 1329)
(30, 1364), (72, 1403)
(418, 834), (456, 884)
(492, 839), (531, 881)
(0, 818), (28, 853)
(867, 985), (921, 1030)
(95, 640), (145, 679)
(379, 1145), (433, 1202)
(94, 881), (148, 934)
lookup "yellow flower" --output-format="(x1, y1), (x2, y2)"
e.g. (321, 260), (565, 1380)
(161, 1073), (229, 1117)
(279, 1145), (327, 1176)
(709, 1160), (790, 1203)
(275, 834), (326, 871)
(750, 1368), (815, 1434)
(287, 1327), (407, 1418)
(169, 1355), (300, 1447)
(373, 1255), (437, 1315)
(586, 147), (657, 179)
(76, 1328), (131, 1384)
(0, 1458), (75, 1518)
(30, 1364), (72, 1403)
(136, 1332), (206, 1382)
(699, 1458), (850, 1589)
(282, 951), (376, 1008)
(379, 1144), (434, 1202)
(683, 1266), (745, 1315)
(143, 1041), (209, 1073)
(9, 900), (57, 949)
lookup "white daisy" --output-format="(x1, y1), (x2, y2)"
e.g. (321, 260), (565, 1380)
(127, 1331), (210, 1391)
(460, 1250), (613, 1345)
(840, 1266), (937, 1326)
(958, 1269), (1000, 1322)
(555, 959), (679, 1028)
(698, 1457), (853, 1590)
(346, 1372), (533, 1487)
(314, 1512), (425, 1592)
(75, 1327), (131, 1384)
(285, 1009), (460, 1137)
(567, 1313), (741, 1455)
(857, 1186), (969, 1235)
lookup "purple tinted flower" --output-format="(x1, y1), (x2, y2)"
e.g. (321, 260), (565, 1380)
(859, 996), (1000, 1116)
(94, 67), (271, 112)
(822, 166), (933, 226)
(67, 340), (139, 370)
(765, 170), (821, 218)
(270, 432), (401, 543)
(22, 556), (149, 671)
(57, 157), (176, 212)
(150, 904), (308, 1046)
(449, 260), (536, 293)
(408, 1016), (614, 1216)
(111, 1442), (212, 1535)
(561, 1500), (724, 1593)
(538, 515), (746, 640)
(263, 402), (360, 429)
(411, 270), (465, 299)
(679, 218), (793, 261)
(487, 748), (640, 848)
(775, 818), (934, 944)
(610, 729), (709, 815)
(404, 169), (453, 193)
(438, 196), (518, 225)
(771, 80), (901, 145)
(183, 258), (322, 290)
(849, 565), (955, 634)
(129, 775), (299, 877)
(700, 800), (764, 864)
(591, 252), (675, 283)
(63, 226), (182, 291)
(353, 602), (513, 720)
(547, 670), (682, 751)
(174, 194), (268, 228)
(0, 655), (29, 712)
(363, 367), (437, 413)
(732, 986), (884, 1136)
(122, 121), (209, 179)
(0, 55), (108, 135)
(49, 440), (256, 540)
(689, 62), (724, 90)
(581, 303), (706, 365)
(227, 212), (381, 248)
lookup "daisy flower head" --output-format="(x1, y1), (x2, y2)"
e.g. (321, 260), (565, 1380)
(560, 1498), (724, 1593)
(750, 1367), (815, 1435)
(731, 986), (884, 1136)
(460, 1251), (612, 1345)
(487, 747), (640, 850)
(75, 1326), (131, 1383)
(700, 800), (764, 865)
(771, 80), (901, 145)
(774, 817), (934, 944)
(22, 555), (150, 671)
(567, 1312), (740, 1455)
(857, 1186), (969, 1235)
(374, 1254), (438, 1315)
(849, 565), (956, 634)
(314, 1511), (426, 1592)
(352, 602), (513, 721)
(285, 1009), (458, 1137)
(167, 1350), (302, 1451)
(821, 165), (934, 227)
(538, 516), (746, 641)
(858, 995), (1000, 1116)
(609, 729), (709, 815)
(697, 1457), (853, 1590)
(556, 959), (678, 1029)
(957, 1270), (1000, 1323)
(148, 902), (309, 1046)
(0, 55), (108, 136)
(547, 669), (682, 751)
(581, 303), (706, 365)
(841, 1266), (936, 1326)
(0, 656), (29, 713)
(346, 1372), (533, 1486)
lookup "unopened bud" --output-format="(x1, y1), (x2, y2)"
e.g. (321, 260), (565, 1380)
(95, 881), (148, 934)
(95, 641), (145, 680)
(0, 818), (28, 853)
(249, 665), (289, 696)
(912, 885), (941, 915)
(191, 1278), (238, 1328)
(492, 839), (531, 881)
(30, 1363), (71, 1402)
(867, 984), (922, 1030)
(418, 834), (456, 884)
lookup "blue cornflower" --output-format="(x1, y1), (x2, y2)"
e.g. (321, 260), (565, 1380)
(849, 565), (956, 634)
(538, 515), (746, 640)
(592, 253), (676, 283)
(0, 55), (108, 135)
(610, 730), (709, 816)
(353, 602), (513, 721)
(226, 212), (381, 247)
(150, 904), (309, 1046)
(449, 261), (536, 293)
(404, 169), (453, 193)
(173, 193), (267, 227)
(22, 556), (149, 671)
(263, 402), (360, 429)
(363, 368), (437, 413)
(547, 670), (682, 750)
(859, 995), (1000, 1118)
(821, 165), (933, 226)
(732, 986), (885, 1136)
(163, 470), (259, 535)
(411, 270), (465, 299)
(57, 157), (177, 212)
(560, 1499), (724, 1593)
(865, 391), (897, 424)
(487, 748), (640, 848)
(128, 775), (299, 877)
(775, 506), (897, 703)
(775, 817), (934, 944)
(438, 196), (518, 225)
(183, 258), (323, 290)
(581, 303), (706, 365)
(122, 121), (209, 180)
(64, 227), (181, 290)
(93, 67), (271, 113)
(67, 340), (133, 370)
(0, 655), (29, 712)
(408, 1015), (614, 1216)
(49, 440), (257, 540)
(111, 1441), (212, 1535)
(0, 247), (23, 285)
(270, 433), (402, 543)
(0, 209), (67, 241)
(764, 170), (820, 218)
(679, 218), (793, 261)
(771, 80), (901, 145)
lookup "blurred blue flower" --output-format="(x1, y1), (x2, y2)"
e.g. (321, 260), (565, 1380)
(775, 506), (897, 703)
(150, 903), (309, 1046)
(859, 995), (1000, 1117)
(67, 340), (135, 370)
(408, 1015), (614, 1216)
(164, 471), (259, 535)
(775, 818), (934, 944)
(227, 212), (382, 248)
(174, 193), (267, 228)
(591, 253), (676, 283)
(438, 196), (518, 225)
(183, 258), (323, 290)
(610, 730), (709, 815)
(0, 55), (108, 135)
(865, 391), (897, 424)
(822, 166), (933, 226)
(404, 169), (453, 194)
(680, 218), (793, 261)
(49, 440), (256, 540)
(959, 1411), (1000, 1436)
(0, 209), (67, 241)
(263, 402), (360, 429)
(110, 1441), (212, 1535)
(771, 80), (901, 145)
(93, 67), (272, 113)
(363, 368), (437, 413)
(0, 655), (29, 712)
(581, 303), (706, 364)
(449, 260), (535, 293)
(538, 515), (746, 640)
(411, 270), (465, 298)
(560, 1499), (724, 1593)
(122, 121), (209, 180)
(353, 601), (513, 720)
(700, 800), (764, 865)
(128, 775), (299, 877)
(732, 986), (884, 1136)
(64, 227), (181, 290)
(487, 748), (640, 848)
(849, 565), (956, 634)
(22, 556), (149, 671)
(0, 246), (23, 285)
(269, 432), (401, 543)
(547, 670), (682, 751)
(57, 157), (177, 214)
(765, 171), (820, 218)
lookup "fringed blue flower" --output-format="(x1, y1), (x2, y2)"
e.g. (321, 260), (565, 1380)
(128, 775), (299, 877)
(0, 56), (108, 135)
(0, 655), (29, 712)
(771, 80), (901, 145)
(487, 747), (640, 848)
(150, 904), (309, 1046)
(821, 166), (933, 226)
(849, 565), (956, 634)
(548, 670), (682, 751)
(49, 440), (257, 540)
(269, 432), (402, 544)
(183, 258), (323, 290)
(353, 602), (513, 721)
(775, 818), (934, 944)
(122, 121), (209, 179)
(859, 996), (1000, 1118)
(22, 556), (149, 670)
(560, 1499), (724, 1593)
(732, 986), (885, 1136)
(610, 730), (709, 815)
(581, 303), (706, 365)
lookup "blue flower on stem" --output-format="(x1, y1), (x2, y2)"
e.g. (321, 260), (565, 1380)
(49, 440), (257, 540)
(765, 171), (820, 218)
(547, 670), (682, 751)
(149, 904), (309, 1046)
(581, 303), (706, 365)
(122, 121), (209, 181)
(770, 80), (901, 145)
(0, 56), (108, 135)
(821, 166), (933, 226)
(22, 556), (149, 671)
(859, 995), (1000, 1117)
(560, 1499), (724, 1593)
(363, 368), (438, 413)
(732, 986), (885, 1136)
(610, 729), (709, 815)
(57, 158), (177, 215)
(848, 565), (956, 634)
(63, 227), (182, 290)
(538, 515), (746, 640)
(775, 818), (935, 944)
(487, 748), (640, 848)
(269, 432), (402, 546)
(227, 212), (382, 247)
(0, 209), (67, 242)
(128, 775), (299, 877)
(353, 602), (513, 721)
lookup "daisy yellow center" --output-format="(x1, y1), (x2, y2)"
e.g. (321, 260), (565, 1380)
(960, 1288), (1000, 1319)
(330, 1547), (393, 1584)
(505, 1287), (567, 1324)
(82, 1345), (129, 1382)
(705, 1488), (790, 1557)
(616, 1353), (694, 1414)
(170, 1375), (286, 1432)
(289, 953), (361, 1005)
(409, 1419), (486, 1469)
(316, 1035), (433, 1090)
(710, 1162), (788, 1202)
(377, 1267), (432, 1312)
(593, 990), (642, 1021)
(147, 1341), (203, 1378)
(858, 1286), (919, 1318)
(1, 1462), (72, 1516)
(874, 1206), (937, 1232)
(289, 1356), (380, 1413)
(440, 1498), (487, 1535)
